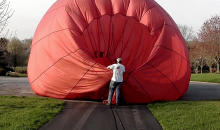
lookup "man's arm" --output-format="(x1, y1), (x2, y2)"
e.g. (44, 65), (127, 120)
(107, 65), (113, 70)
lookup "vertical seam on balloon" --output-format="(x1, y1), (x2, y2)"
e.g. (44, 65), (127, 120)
(110, 14), (115, 60)
(65, 9), (82, 33)
(110, 0), (114, 15)
(92, 20), (100, 57)
(125, 72), (130, 82)
(125, 0), (131, 16)
(82, 35), (94, 58)
(135, 27), (144, 64)
(90, 0), (102, 59)
(30, 48), (88, 85)
(64, 63), (97, 98)
(120, 17), (129, 57)
(129, 74), (152, 102)
(141, 29), (147, 65)
(97, 20), (101, 58)
(171, 49), (174, 82)
(75, 0), (88, 25)
(98, 16), (112, 63)
(109, 0), (115, 62)
(128, 26), (144, 70)
(90, 0), (101, 17)
(125, 22), (140, 69)
(65, 6), (88, 27)
(86, 25), (97, 58)
(123, 21), (133, 66)
(140, 28), (147, 65)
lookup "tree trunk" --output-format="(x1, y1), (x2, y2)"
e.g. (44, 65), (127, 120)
(209, 65), (212, 73)
(217, 63), (219, 73)
(200, 66), (203, 74)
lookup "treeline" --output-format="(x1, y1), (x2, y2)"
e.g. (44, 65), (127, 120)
(0, 37), (32, 72)
(178, 14), (220, 74)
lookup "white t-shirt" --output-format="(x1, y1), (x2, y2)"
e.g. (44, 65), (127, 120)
(108, 64), (125, 82)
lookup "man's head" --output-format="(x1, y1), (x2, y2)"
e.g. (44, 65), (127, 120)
(117, 58), (122, 63)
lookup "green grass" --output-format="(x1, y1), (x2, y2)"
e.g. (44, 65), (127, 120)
(190, 73), (220, 83)
(0, 96), (64, 130)
(148, 101), (220, 130)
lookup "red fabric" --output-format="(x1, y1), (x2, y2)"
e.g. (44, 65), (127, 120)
(103, 91), (116, 105)
(28, 0), (191, 103)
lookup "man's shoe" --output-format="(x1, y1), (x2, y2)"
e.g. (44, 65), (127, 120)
(106, 103), (110, 106)
(116, 103), (119, 106)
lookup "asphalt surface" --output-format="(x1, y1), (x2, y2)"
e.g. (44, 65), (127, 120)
(40, 101), (162, 130)
(1, 77), (220, 130)
(179, 81), (220, 101)
(0, 76), (35, 96)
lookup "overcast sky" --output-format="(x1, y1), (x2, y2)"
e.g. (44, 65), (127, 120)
(2, 0), (220, 40)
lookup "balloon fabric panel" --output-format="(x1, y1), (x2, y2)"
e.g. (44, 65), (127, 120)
(28, 0), (191, 103)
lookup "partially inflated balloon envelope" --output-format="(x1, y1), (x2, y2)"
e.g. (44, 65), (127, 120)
(28, 0), (191, 103)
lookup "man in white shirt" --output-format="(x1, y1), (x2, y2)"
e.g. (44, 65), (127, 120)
(106, 58), (125, 106)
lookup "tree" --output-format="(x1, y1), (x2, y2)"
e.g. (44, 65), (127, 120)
(0, 50), (6, 67)
(196, 15), (220, 73)
(0, 0), (14, 51)
(22, 38), (32, 49)
(0, 0), (14, 34)
(189, 41), (207, 74)
(21, 38), (32, 65)
(22, 38), (32, 55)
(7, 37), (25, 70)
(0, 37), (9, 67)
(177, 24), (194, 44)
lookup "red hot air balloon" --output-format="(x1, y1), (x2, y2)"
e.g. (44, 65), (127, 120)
(28, 0), (191, 104)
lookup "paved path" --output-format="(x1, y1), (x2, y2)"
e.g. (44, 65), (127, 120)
(179, 81), (220, 101)
(1, 77), (220, 130)
(0, 76), (35, 96)
(40, 101), (162, 130)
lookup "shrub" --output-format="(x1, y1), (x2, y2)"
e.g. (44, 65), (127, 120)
(15, 68), (27, 74)
(0, 68), (6, 76)
(6, 72), (19, 77)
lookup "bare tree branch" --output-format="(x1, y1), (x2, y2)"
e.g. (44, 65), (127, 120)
(177, 24), (194, 42)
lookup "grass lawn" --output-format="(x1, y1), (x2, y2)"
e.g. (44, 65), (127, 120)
(148, 100), (220, 130)
(191, 73), (220, 83)
(0, 96), (64, 130)
(147, 73), (220, 129)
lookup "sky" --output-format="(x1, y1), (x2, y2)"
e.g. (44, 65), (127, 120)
(2, 0), (220, 40)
